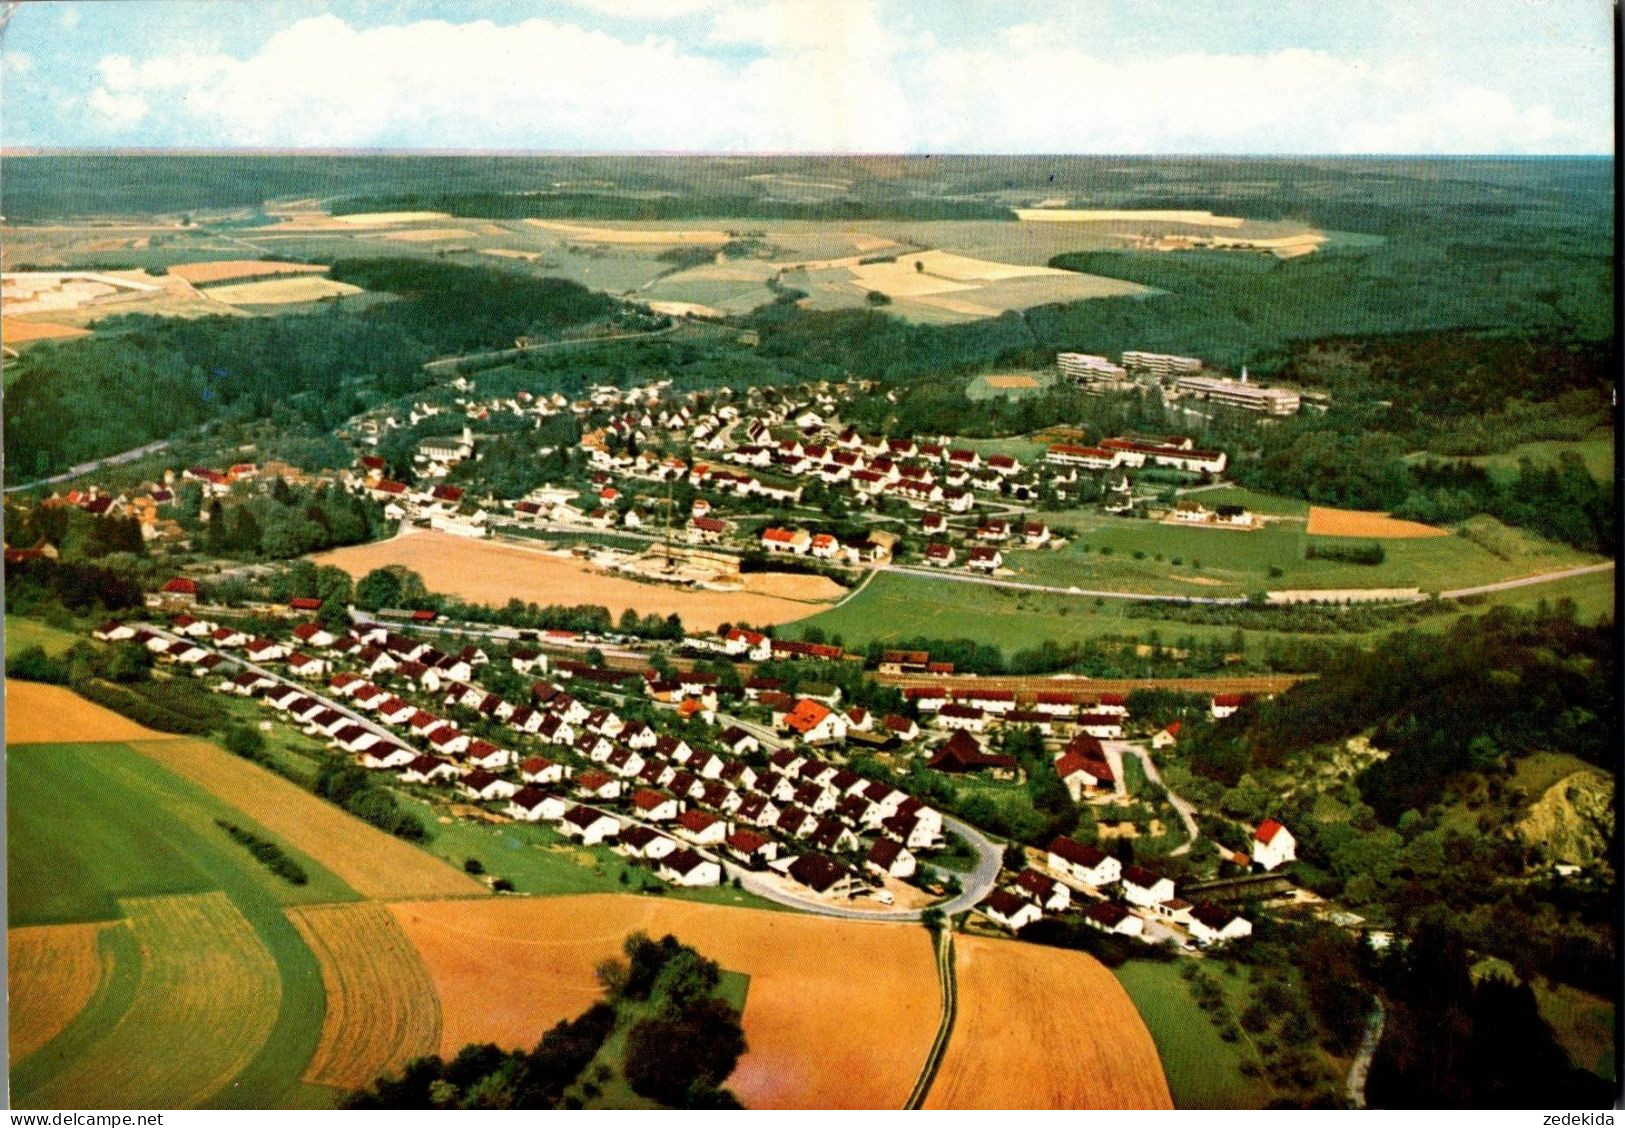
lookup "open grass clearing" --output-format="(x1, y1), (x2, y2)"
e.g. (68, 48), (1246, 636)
(1112, 960), (1268, 1109)
(5, 615), (85, 658)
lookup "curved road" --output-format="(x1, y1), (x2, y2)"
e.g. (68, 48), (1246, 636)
(1440, 560), (1614, 599)
(881, 562), (1249, 606)
(726, 813), (1003, 922)
(1106, 739), (1201, 856)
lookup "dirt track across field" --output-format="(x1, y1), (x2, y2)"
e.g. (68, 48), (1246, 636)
(926, 935), (1173, 1109)
(389, 894), (940, 1109)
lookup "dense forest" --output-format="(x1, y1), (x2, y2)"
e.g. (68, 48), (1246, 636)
(3, 259), (615, 479)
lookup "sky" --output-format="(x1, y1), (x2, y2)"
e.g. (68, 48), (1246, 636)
(0, 0), (1615, 153)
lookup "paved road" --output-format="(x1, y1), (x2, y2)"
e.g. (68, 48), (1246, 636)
(1440, 560), (1615, 599)
(904, 929), (958, 1110)
(1346, 997), (1387, 1109)
(5, 439), (172, 494)
(137, 621), (400, 746)
(880, 563), (1249, 606)
(1106, 739), (1201, 855)
(724, 812), (1002, 922)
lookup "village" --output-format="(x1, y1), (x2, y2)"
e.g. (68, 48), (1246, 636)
(80, 566), (1310, 954)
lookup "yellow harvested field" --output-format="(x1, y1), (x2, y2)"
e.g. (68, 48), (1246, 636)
(524, 219), (731, 245)
(383, 228), (477, 243)
(1307, 506), (1449, 539)
(5, 682), (166, 745)
(389, 895), (940, 1110)
(2, 319), (93, 343)
(168, 260), (327, 285)
(309, 531), (844, 632)
(645, 299), (728, 319)
(20, 893), (280, 1110)
(926, 936), (1172, 1110)
(332, 211), (452, 226)
(737, 571), (849, 600)
(130, 737), (487, 901)
(479, 248), (545, 261)
(203, 277), (364, 305)
(289, 903), (442, 1089)
(849, 259), (977, 297)
(8, 922), (110, 1063)
(982, 374), (1040, 389)
(1016, 208), (1246, 227)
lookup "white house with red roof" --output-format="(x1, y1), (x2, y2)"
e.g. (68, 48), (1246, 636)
(1046, 836), (1121, 887)
(1152, 721), (1182, 749)
(760, 527), (811, 555)
(981, 888), (1041, 932)
(1188, 902), (1253, 946)
(1252, 819), (1296, 871)
(782, 698), (847, 745)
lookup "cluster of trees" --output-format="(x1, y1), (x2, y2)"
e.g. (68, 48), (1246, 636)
(200, 479), (387, 561)
(347, 931), (744, 1109)
(1181, 605), (1616, 814)
(346, 1005), (620, 1110)
(3, 558), (144, 615)
(6, 638), (153, 689)
(313, 758), (428, 843)
(6, 502), (145, 561)
(214, 819), (308, 885)
(1368, 914), (1614, 1108)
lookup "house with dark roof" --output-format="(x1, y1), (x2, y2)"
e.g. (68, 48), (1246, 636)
(982, 888), (1041, 931)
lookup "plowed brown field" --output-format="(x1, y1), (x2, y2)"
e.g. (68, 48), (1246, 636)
(8, 922), (110, 1062)
(289, 903), (442, 1088)
(927, 935), (1172, 1109)
(2, 319), (94, 343)
(168, 260), (326, 285)
(1307, 506), (1448, 539)
(131, 737), (486, 901)
(5, 682), (164, 745)
(310, 532), (843, 631)
(389, 895), (939, 1109)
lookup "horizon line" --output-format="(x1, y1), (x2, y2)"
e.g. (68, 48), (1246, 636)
(0, 147), (1614, 160)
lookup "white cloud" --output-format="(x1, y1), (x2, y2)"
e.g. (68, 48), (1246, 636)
(87, 86), (148, 128)
(68, 11), (1611, 153)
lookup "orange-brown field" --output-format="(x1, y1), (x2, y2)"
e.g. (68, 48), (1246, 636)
(310, 532), (845, 632)
(2, 318), (94, 343)
(982, 374), (1041, 389)
(130, 736), (487, 901)
(926, 936), (1173, 1110)
(288, 903), (442, 1089)
(388, 895), (940, 1109)
(4, 682), (165, 745)
(8, 922), (110, 1063)
(167, 260), (327, 285)
(1306, 506), (1449, 539)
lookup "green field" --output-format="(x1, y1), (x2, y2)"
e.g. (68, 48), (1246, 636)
(786, 562), (1614, 658)
(1113, 961), (1269, 1109)
(8, 741), (351, 1109)
(1017, 511), (1598, 597)
(1411, 430), (1615, 483)
(4, 615), (85, 659)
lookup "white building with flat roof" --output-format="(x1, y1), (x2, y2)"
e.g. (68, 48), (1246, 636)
(1175, 372), (1300, 415)
(1122, 351), (1204, 381)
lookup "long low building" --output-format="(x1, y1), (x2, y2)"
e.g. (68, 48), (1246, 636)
(1175, 373), (1300, 415)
